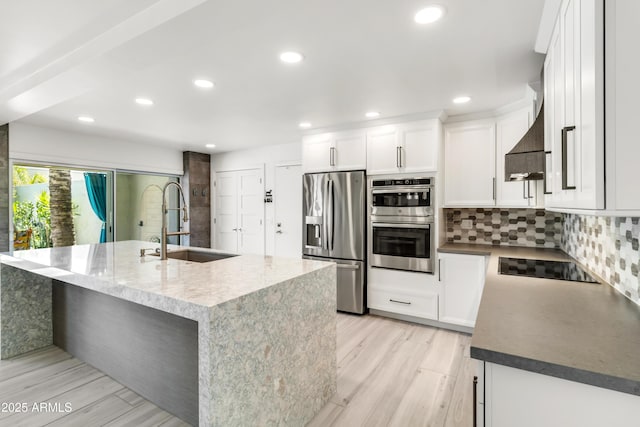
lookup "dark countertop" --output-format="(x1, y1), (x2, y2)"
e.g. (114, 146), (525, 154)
(438, 243), (640, 396)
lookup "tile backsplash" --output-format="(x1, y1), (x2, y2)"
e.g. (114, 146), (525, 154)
(562, 214), (640, 304)
(445, 208), (563, 248)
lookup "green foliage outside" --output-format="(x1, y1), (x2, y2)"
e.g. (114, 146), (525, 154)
(12, 166), (51, 249)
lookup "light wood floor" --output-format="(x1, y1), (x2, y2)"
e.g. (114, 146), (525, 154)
(0, 314), (472, 426)
(308, 314), (473, 427)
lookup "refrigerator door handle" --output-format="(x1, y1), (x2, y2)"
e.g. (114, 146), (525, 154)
(322, 179), (329, 251)
(328, 179), (335, 252)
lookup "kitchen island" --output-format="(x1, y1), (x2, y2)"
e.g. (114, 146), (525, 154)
(0, 241), (337, 426)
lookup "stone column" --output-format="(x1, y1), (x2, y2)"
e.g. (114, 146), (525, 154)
(182, 152), (211, 248)
(49, 168), (75, 247)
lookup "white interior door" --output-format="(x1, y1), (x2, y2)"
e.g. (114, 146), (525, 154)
(274, 164), (302, 258)
(238, 168), (265, 255)
(215, 171), (239, 252)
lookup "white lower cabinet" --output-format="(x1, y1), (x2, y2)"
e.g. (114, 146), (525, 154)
(368, 288), (438, 320)
(438, 253), (487, 328)
(477, 361), (640, 427)
(367, 267), (439, 321)
(368, 253), (487, 328)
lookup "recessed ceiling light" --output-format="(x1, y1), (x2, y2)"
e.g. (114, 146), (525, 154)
(414, 5), (446, 24)
(78, 116), (95, 123)
(135, 98), (154, 106)
(453, 96), (471, 104)
(299, 122), (312, 129)
(280, 51), (304, 64)
(205, 144), (216, 149)
(365, 111), (380, 118)
(194, 79), (214, 89)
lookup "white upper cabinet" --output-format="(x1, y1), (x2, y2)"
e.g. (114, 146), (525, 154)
(302, 131), (366, 173)
(444, 120), (496, 207)
(366, 120), (440, 175)
(495, 106), (541, 208)
(543, 0), (614, 211)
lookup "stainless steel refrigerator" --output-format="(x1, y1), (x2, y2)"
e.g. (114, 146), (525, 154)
(302, 170), (366, 314)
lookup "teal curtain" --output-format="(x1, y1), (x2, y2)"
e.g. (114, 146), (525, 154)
(84, 172), (107, 243)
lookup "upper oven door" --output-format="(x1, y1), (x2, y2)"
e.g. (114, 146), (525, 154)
(370, 221), (434, 273)
(371, 186), (432, 216)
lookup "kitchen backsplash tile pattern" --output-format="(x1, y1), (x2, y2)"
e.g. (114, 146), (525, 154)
(445, 208), (563, 248)
(562, 214), (640, 305)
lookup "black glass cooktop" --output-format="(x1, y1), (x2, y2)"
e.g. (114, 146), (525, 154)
(498, 257), (599, 284)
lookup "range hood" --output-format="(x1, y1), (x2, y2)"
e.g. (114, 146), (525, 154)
(505, 104), (545, 181)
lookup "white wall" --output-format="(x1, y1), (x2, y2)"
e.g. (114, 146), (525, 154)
(9, 122), (183, 175)
(211, 142), (301, 254)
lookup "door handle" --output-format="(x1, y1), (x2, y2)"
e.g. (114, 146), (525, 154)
(438, 258), (442, 281)
(276, 230), (283, 234)
(522, 181), (527, 200)
(492, 177), (496, 200)
(396, 146), (403, 168)
(328, 179), (335, 251)
(390, 299), (411, 305)
(336, 264), (359, 270)
(329, 147), (336, 167)
(561, 126), (576, 190)
(473, 376), (478, 427)
(232, 228), (238, 231)
(544, 151), (552, 194)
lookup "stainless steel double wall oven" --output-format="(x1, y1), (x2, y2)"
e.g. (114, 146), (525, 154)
(369, 177), (435, 273)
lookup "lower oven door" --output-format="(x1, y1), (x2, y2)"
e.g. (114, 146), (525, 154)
(370, 222), (433, 273)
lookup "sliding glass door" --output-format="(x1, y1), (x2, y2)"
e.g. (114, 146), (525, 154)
(114, 172), (181, 244)
(12, 164), (114, 250)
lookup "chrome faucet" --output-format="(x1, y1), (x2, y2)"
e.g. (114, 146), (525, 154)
(161, 182), (190, 260)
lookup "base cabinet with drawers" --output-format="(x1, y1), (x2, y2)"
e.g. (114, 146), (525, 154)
(367, 253), (487, 329)
(367, 267), (439, 321)
(475, 361), (640, 427)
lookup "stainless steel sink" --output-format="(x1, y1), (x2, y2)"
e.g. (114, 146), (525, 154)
(151, 249), (237, 263)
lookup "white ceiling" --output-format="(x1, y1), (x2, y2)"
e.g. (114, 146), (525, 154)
(1, 0), (546, 153)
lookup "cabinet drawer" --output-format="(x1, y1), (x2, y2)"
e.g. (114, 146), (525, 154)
(368, 289), (438, 320)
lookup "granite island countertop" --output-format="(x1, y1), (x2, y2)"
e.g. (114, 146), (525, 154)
(438, 243), (640, 397)
(1, 240), (338, 426)
(0, 240), (333, 321)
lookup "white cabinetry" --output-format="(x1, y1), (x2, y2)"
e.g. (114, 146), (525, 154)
(495, 107), (542, 208)
(302, 131), (366, 173)
(543, 0), (605, 211)
(367, 267), (439, 321)
(477, 361), (640, 427)
(366, 120), (440, 175)
(438, 253), (486, 328)
(542, 0), (640, 213)
(368, 253), (487, 329)
(444, 120), (496, 207)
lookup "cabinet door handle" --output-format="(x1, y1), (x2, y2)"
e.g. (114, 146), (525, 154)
(561, 126), (576, 190)
(522, 181), (527, 200)
(544, 151), (552, 194)
(473, 376), (478, 427)
(438, 258), (442, 281)
(396, 146), (401, 168)
(527, 180), (533, 199)
(329, 147), (336, 167)
(492, 177), (496, 200)
(389, 299), (411, 305)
